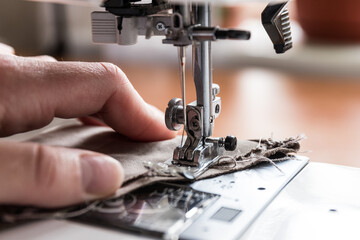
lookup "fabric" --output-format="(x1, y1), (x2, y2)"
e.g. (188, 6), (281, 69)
(0, 124), (303, 223)
(29, 125), (302, 197)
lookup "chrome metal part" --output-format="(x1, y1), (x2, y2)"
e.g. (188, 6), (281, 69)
(165, 3), (241, 170)
(193, 4), (212, 137)
(206, 136), (237, 151)
(165, 154), (223, 180)
(165, 98), (184, 131)
(164, 3), (231, 170)
(181, 156), (309, 240)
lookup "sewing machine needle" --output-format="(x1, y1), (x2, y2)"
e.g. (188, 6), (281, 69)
(179, 46), (186, 146)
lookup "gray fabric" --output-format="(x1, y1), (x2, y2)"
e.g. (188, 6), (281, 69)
(29, 125), (301, 197)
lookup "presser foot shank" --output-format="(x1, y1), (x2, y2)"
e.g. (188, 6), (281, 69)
(165, 99), (237, 179)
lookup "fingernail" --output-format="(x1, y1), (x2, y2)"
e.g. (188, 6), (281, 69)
(80, 155), (123, 196)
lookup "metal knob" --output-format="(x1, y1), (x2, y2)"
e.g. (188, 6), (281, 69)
(165, 98), (184, 131)
(224, 135), (237, 151)
(206, 135), (237, 151)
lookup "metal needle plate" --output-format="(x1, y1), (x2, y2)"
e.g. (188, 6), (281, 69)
(181, 156), (309, 240)
(76, 156), (308, 240)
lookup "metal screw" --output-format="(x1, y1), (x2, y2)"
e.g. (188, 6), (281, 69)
(209, 116), (214, 123)
(190, 118), (200, 131)
(156, 22), (166, 31)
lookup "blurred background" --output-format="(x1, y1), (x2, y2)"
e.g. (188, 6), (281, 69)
(2, 0), (360, 168)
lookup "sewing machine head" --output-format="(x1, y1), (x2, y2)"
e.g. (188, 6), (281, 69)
(92, 0), (291, 49)
(91, 0), (292, 179)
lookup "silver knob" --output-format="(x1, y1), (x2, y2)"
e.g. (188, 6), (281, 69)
(165, 98), (184, 131)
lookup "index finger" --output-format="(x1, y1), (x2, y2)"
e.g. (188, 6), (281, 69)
(0, 55), (175, 141)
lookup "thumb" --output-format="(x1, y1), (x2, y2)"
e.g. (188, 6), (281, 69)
(0, 140), (124, 208)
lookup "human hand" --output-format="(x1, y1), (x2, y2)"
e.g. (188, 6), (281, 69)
(0, 43), (176, 207)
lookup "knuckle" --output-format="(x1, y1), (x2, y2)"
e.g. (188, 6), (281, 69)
(26, 144), (84, 206)
(99, 62), (129, 86)
(32, 144), (58, 190)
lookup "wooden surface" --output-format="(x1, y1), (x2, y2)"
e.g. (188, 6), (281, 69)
(120, 64), (360, 168)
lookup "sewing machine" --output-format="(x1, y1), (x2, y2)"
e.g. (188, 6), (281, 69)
(10, 0), (307, 239)
(91, 0), (293, 178)
(76, 1), (307, 239)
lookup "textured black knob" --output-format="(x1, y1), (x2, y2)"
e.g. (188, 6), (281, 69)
(225, 135), (237, 151)
(262, 1), (293, 54)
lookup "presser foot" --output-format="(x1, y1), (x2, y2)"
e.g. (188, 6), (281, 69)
(166, 135), (237, 180)
(166, 155), (221, 180)
(171, 140), (223, 180)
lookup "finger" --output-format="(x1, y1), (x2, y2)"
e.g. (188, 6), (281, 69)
(28, 55), (57, 62)
(0, 43), (15, 55)
(0, 56), (175, 141)
(0, 140), (124, 207)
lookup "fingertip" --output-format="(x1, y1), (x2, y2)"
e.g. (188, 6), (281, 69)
(149, 104), (177, 138)
(134, 104), (178, 141)
(0, 141), (125, 207)
(110, 156), (125, 188)
(80, 154), (124, 198)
